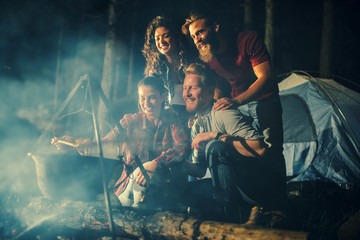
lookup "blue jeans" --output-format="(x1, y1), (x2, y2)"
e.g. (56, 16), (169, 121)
(205, 139), (286, 207)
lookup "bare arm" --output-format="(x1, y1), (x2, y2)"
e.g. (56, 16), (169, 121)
(212, 61), (272, 110)
(219, 134), (266, 158)
(213, 75), (231, 100)
(233, 61), (271, 105)
(214, 87), (222, 100)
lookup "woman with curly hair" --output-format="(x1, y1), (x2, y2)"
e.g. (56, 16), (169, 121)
(142, 16), (196, 119)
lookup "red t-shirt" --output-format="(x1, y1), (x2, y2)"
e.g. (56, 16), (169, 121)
(208, 31), (274, 99)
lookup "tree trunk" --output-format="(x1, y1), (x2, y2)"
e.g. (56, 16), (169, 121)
(95, 2), (119, 234)
(243, 0), (253, 30)
(72, 13), (85, 86)
(319, 0), (334, 78)
(17, 198), (309, 240)
(52, 18), (67, 137)
(126, 2), (138, 96)
(264, 0), (274, 62)
(97, 0), (118, 134)
(62, 12), (85, 135)
(112, 48), (121, 102)
(54, 18), (64, 115)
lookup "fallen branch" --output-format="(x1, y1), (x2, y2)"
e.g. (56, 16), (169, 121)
(15, 198), (308, 240)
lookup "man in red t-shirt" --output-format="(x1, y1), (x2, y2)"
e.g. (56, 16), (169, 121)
(182, 11), (287, 209)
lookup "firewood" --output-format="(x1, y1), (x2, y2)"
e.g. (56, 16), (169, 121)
(16, 198), (308, 240)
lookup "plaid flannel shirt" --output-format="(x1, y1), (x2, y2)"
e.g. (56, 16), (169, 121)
(101, 109), (190, 196)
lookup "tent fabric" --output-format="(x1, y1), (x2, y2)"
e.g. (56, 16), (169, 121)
(278, 72), (360, 185)
(281, 94), (317, 177)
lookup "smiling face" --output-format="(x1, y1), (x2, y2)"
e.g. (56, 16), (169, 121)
(183, 74), (212, 113)
(138, 85), (164, 121)
(154, 27), (177, 56)
(188, 19), (218, 63)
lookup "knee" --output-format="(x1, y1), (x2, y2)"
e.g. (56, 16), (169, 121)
(118, 193), (133, 207)
(205, 139), (228, 154)
(205, 140), (231, 166)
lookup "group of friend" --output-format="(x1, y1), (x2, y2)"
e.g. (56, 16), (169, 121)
(53, 10), (287, 222)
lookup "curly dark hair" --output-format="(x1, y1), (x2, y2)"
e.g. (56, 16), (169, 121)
(142, 16), (189, 76)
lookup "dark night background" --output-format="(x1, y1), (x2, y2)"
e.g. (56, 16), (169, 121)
(0, 0), (360, 234)
(0, 0), (360, 239)
(1, 0), (360, 86)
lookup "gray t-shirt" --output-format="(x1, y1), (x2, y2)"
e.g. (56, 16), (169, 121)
(191, 103), (262, 166)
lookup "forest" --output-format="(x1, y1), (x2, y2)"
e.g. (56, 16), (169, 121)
(1, 0), (359, 94)
(1, 0), (360, 239)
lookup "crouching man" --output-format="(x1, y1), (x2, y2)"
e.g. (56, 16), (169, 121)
(182, 63), (286, 221)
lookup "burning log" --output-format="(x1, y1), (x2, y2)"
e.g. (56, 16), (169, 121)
(14, 197), (309, 240)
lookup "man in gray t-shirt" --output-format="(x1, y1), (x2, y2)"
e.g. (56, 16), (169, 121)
(182, 63), (286, 212)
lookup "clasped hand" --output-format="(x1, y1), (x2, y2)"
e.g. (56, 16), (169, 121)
(51, 136), (93, 156)
(191, 131), (218, 150)
(135, 160), (158, 186)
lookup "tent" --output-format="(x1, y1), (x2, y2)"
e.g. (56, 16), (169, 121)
(278, 71), (360, 186)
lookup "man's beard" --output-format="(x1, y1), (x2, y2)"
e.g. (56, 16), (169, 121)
(185, 97), (208, 114)
(185, 102), (197, 113)
(197, 31), (218, 63)
(198, 44), (216, 63)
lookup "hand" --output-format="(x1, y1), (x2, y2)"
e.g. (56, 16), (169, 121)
(191, 131), (218, 150)
(51, 136), (93, 155)
(136, 160), (158, 186)
(74, 138), (93, 156)
(212, 97), (239, 111)
(51, 135), (76, 152)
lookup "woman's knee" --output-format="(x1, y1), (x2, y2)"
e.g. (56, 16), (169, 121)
(118, 192), (133, 206)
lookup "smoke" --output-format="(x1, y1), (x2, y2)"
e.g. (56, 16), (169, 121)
(0, 2), (127, 238)
(0, 1), (176, 238)
(0, 77), (52, 204)
(0, 36), (111, 207)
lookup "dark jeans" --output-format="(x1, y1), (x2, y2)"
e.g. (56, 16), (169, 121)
(237, 94), (287, 205)
(205, 139), (286, 208)
(237, 94), (283, 150)
(136, 163), (188, 210)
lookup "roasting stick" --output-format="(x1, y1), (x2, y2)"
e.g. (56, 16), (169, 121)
(51, 138), (80, 148)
